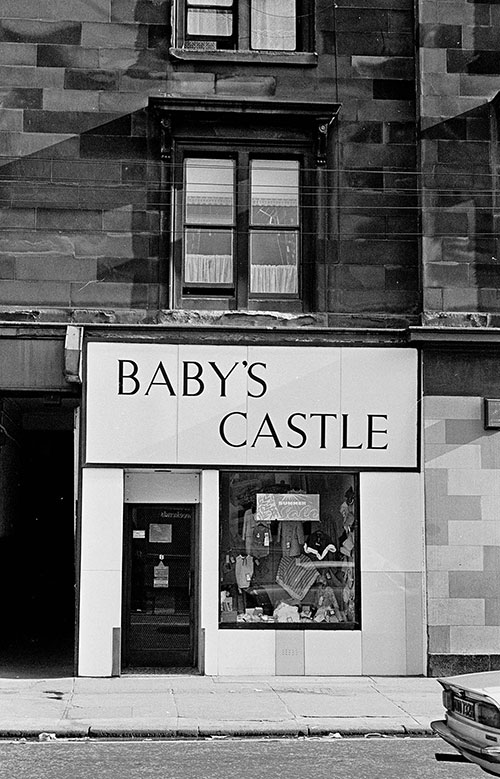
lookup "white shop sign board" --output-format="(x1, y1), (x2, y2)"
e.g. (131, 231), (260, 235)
(84, 343), (418, 468)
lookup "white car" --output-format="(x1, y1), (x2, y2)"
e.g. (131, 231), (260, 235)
(432, 671), (500, 775)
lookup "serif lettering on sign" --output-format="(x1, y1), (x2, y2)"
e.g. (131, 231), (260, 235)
(117, 359), (388, 452)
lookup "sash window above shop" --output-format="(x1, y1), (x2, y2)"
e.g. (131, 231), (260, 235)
(152, 97), (340, 311)
(178, 0), (312, 53)
(183, 156), (300, 297)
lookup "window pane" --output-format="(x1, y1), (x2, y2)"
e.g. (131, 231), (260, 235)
(219, 472), (359, 627)
(251, 0), (296, 51)
(251, 159), (299, 226)
(184, 229), (233, 284)
(250, 231), (298, 294)
(185, 158), (234, 225)
(187, 8), (233, 36)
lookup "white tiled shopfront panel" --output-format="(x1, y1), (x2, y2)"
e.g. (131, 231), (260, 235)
(79, 468), (124, 677)
(199, 470), (220, 675)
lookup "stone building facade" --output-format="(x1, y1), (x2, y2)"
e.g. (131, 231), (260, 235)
(0, 0), (498, 676)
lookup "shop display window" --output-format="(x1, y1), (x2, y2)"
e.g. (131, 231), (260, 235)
(219, 471), (359, 628)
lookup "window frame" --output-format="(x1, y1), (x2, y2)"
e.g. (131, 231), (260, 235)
(177, 0), (313, 54)
(218, 469), (361, 631)
(152, 96), (340, 313)
(173, 142), (313, 309)
(184, 0), (238, 51)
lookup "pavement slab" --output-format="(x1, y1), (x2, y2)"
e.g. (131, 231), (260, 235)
(0, 675), (443, 739)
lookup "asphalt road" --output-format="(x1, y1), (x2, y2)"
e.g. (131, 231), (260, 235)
(0, 737), (478, 779)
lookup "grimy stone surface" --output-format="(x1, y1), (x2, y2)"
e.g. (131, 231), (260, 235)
(0, 0), (419, 328)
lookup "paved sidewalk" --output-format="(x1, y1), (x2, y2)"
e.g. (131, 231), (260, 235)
(0, 675), (445, 739)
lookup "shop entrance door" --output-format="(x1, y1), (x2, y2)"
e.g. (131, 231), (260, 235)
(123, 505), (197, 669)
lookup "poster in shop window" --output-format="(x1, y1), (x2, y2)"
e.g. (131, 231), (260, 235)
(256, 493), (320, 522)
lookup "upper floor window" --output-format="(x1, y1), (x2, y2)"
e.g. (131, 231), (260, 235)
(181, 0), (311, 52)
(183, 156), (300, 297)
(153, 96), (340, 312)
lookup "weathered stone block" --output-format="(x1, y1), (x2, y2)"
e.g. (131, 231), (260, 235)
(43, 89), (100, 111)
(0, 88), (41, 110)
(215, 76), (276, 97)
(385, 266), (419, 289)
(0, 20), (82, 45)
(437, 139), (490, 165)
(338, 239), (418, 265)
(448, 49), (500, 75)
(16, 255), (98, 282)
(420, 24), (462, 49)
(37, 44), (99, 69)
(49, 0), (111, 22)
(335, 9), (389, 32)
(0, 279), (70, 305)
(460, 74), (500, 96)
(70, 280), (148, 306)
(339, 264), (385, 289)
(339, 121), (383, 143)
(385, 121), (416, 143)
(80, 134), (147, 160)
(388, 10), (413, 32)
(78, 184), (147, 209)
(52, 160), (122, 183)
(98, 92), (148, 113)
(167, 71), (215, 95)
(64, 68), (120, 91)
(0, 108), (23, 131)
(81, 22), (148, 49)
(425, 261), (469, 288)
(373, 79), (414, 99)
(357, 99), (415, 121)
(351, 55), (415, 79)
(0, 42), (36, 65)
(111, 0), (169, 24)
(0, 208), (35, 228)
(337, 31), (413, 57)
(37, 209), (102, 231)
(97, 257), (160, 283)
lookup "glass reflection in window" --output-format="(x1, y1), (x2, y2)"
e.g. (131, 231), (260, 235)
(219, 472), (359, 628)
(184, 158), (234, 285)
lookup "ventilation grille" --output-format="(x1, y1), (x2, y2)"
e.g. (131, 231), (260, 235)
(184, 40), (217, 51)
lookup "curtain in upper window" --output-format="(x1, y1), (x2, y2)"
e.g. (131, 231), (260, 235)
(187, 0), (234, 38)
(250, 0), (296, 51)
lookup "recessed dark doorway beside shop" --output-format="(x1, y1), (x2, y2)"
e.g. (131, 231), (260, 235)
(0, 397), (76, 677)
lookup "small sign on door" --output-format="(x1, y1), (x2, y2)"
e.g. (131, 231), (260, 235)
(153, 560), (169, 588)
(149, 523), (172, 543)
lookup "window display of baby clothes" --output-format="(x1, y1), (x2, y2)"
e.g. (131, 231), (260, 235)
(276, 554), (319, 601)
(235, 554), (254, 591)
(273, 601), (300, 623)
(340, 487), (355, 531)
(303, 529), (336, 561)
(312, 580), (343, 622)
(340, 530), (355, 557)
(277, 520), (305, 557)
(242, 508), (271, 558)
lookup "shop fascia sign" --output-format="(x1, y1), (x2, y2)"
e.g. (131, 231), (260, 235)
(85, 343), (418, 468)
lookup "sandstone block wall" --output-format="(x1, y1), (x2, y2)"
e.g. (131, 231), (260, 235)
(0, 1), (418, 325)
